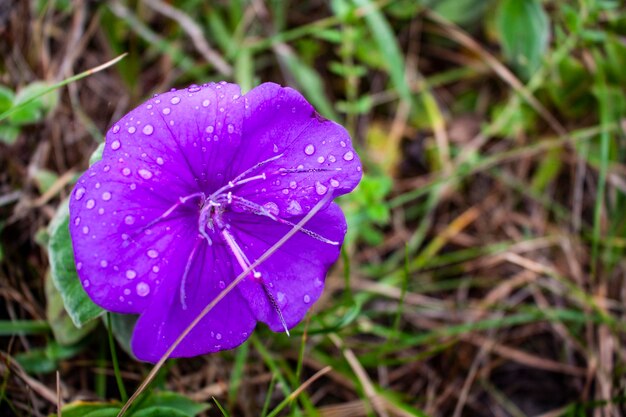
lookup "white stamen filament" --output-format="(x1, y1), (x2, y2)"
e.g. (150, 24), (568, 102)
(221, 228), (290, 335)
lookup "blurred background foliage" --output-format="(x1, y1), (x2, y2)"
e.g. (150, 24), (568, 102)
(2, 0), (626, 416)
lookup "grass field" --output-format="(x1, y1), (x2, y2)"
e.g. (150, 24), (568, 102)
(1, 1), (626, 416)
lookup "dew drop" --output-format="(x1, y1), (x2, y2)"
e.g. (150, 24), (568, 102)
(202, 99), (210, 107)
(82, 226), (89, 235)
(111, 140), (121, 150)
(304, 144), (315, 155)
(126, 270), (137, 279)
(328, 155), (336, 163)
(98, 208), (105, 215)
(219, 107), (225, 112)
(147, 249), (158, 259)
(340, 141), (346, 147)
(218, 280), (226, 289)
(136, 282), (150, 296)
(282, 189), (289, 195)
(156, 157), (164, 165)
(102, 191), (112, 201)
(170, 96), (181, 105)
(227, 124), (234, 133)
(205, 125), (214, 133)
(138, 169), (153, 179)
(95, 182), (101, 189)
(142, 124), (154, 135)
(287, 200), (302, 215)
(127, 126), (136, 134)
(130, 183), (137, 190)
(277, 292), (286, 305)
(124, 215), (135, 225)
(289, 181), (297, 189)
(124, 289), (131, 296)
(103, 165), (111, 172)
(100, 260), (108, 268)
(122, 167), (131, 176)
(83, 280), (90, 288)
(273, 144), (279, 153)
(75, 187), (86, 200)
(216, 333), (222, 340)
(74, 217), (80, 226)
(152, 265), (160, 273)
(76, 262), (83, 271)
(330, 179), (340, 187)
(343, 151), (354, 161)
(146, 104), (153, 110)
(86, 199), (95, 209)
(162, 107), (171, 115)
(303, 294), (311, 303)
(112, 125), (120, 133)
(315, 181), (328, 196)
(263, 201), (279, 215)
(317, 156), (325, 164)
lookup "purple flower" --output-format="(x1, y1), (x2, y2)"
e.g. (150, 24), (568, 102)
(68, 82), (361, 362)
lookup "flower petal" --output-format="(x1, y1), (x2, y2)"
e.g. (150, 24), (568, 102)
(226, 203), (346, 331)
(69, 82), (244, 313)
(233, 83), (362, 218)
(131, 241), (256, 362)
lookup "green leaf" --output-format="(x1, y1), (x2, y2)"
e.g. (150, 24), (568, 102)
(47, 199), (104, 327)
(9, 81), (59, 125)
(59, 402), (120, 417)
(105, 313), (137, 357)
(16, 340), (84, 374)
(432, 0), (491, 26)
(0, 85), (15, 112)
(89, 142), (106, 166)
(352, 0), (412, 103)
(495, 0), (549, 80)
(131, 407), (190, 417)
(46, 271), (99, 345)
(140, 391), (209, 416)
(0, 125), (20, 144)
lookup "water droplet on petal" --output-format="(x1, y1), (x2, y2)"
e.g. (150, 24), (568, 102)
(76, 262), (83, 271)
(122, 167), (131, 176)
(343, 151), (354, 161)
(303, 294), (311, 303)
(152, 265), (160, 273)
(328, 155), (336, 163)
(162, 107), (171, 115)
(315, 181), (328, 195)
(170, 96), (181, 105)
(98, 208), (104, 215)
(330, 179), (340, 187)
(128, 126), (136, 134)
(289, 181), (297, 189)
(287, 200), (302, 215)
(74, 217), (81, 226)
(205, 125), (214, 133)
(142, 124), (154, 135)
(273, 144), (279, 153)
(86, 199), (95, 209)
(202, 99), (210, 107)
(156, 157), (164, 165)
(219, 107), (225, 112)
(138, 169), (153, 179)
(124, 289), (131, 295)
(304, 144), (315, 155)
(124, 215), (135, 225)
(126, 270), (137, 279)
(100, 260), (108, 268)
(136, 282), (150, 296)
(111, 140), (121, 150)
(218, 280), (226, 289)
(317, 156), (325, 164)
(340, 141), (346, 147)
(277, 292), (286, 306)
(216, 333), (222, 340)
(112, 125), (120, 133)
(147, 249), (158, 258)
(263, 201), (279, 215)
(82, 226), (89, 235)
(227, 124), (234, 134)
(75, 187), (86, 200)
(102, 191), (112, 201)
(83, 280), (90, 288)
